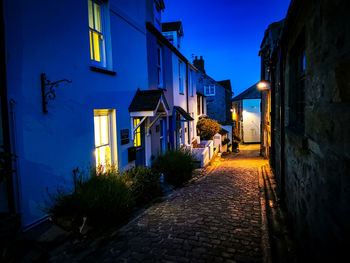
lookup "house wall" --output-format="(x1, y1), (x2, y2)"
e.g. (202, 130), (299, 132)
(242, 99), (261, 143)
(260, 90), (270, 157)
(188, 69), (198, 142)
(172, 56), (190, 146)
(146, 26), (198, 150)
(282, 0), (350, 259)
(197, 73), (227, 124)
(3, 0), (148, 227)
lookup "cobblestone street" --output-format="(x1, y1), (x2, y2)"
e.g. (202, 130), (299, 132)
(51, 144), (268, 263)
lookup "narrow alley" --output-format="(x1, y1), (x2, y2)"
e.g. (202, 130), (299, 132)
(49, 144), (269, 263)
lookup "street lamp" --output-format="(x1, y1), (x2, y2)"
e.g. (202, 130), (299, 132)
(257, 80), (271, 90)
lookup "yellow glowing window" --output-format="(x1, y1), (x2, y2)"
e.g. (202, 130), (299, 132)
(88, 0), (104, 63)
(134, 119), (141, 147)
(94, 114), (111, 167)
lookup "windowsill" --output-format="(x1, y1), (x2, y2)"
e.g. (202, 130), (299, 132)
(90, 66), (116, 76)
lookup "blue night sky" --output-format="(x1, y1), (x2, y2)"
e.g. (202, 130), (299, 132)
(162, 0), (291, 96)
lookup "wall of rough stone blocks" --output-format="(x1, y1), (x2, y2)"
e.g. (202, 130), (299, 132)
(282, 0), (350, 260)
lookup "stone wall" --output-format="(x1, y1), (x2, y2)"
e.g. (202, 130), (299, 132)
(282, 0), (350, 260)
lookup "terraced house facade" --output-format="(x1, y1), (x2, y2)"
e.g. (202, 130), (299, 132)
(0, 0), (208, 230)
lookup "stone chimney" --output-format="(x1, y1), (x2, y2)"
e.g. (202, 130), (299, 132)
(193, 56), (205, 73)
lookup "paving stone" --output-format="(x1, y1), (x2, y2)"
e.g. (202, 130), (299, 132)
(49, 144), (268, 263)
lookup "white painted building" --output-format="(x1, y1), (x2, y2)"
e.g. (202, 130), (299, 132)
(232, 83), (261, 143)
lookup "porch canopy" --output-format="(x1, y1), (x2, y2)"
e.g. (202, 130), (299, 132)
(129, 89), (170, 136)
(173, 106), (194, 121)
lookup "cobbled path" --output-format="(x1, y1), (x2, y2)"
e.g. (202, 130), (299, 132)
(51, 144), (268, 263)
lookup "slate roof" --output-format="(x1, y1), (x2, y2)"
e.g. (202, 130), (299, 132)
(174, 106), (194, 121)
(129, 89), (169, 112)
(232, 83), (261, 101)
(217, 80), (232, 91)
(162, 22), (183, 34)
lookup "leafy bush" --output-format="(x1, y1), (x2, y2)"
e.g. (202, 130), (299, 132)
(153, 150), (195, 187)
(121, 166), (162, 206)
(49, 168), (134, 229)
(197, 118), (221, 140)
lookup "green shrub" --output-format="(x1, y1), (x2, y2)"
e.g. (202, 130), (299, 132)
(153, 150), (195, 187)
(49, 168), (134, 229)
(121, 166), (162, 206)
(197, 118), (221, 140)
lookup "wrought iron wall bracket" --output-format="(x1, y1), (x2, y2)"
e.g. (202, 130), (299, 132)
(41, 73), (72, 114)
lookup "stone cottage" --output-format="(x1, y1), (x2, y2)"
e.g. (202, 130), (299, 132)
(260, 0), (350, 260)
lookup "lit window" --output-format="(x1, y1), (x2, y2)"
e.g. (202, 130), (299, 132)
(204, 85), (215, 96)
(88, 0), (106, 66)
(134, 118), (141, 147)
(94, 114), (111, 168)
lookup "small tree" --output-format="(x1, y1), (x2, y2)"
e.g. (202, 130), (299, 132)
(197, 118), (221, 140)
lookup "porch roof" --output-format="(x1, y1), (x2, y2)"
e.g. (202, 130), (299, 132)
(174, 106), (194, 121)
(129, 89), (169, 117)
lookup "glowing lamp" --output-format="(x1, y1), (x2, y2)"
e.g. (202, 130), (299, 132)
(257, 80), (271, 90)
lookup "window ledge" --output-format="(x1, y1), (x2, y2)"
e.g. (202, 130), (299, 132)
(90, 66), (116, 76)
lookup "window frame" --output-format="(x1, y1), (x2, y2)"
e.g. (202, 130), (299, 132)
(179, 60), (184, 94)
(189, 69), (194, 97)
(88, 0), (110, 69)
(133, 118), (142, 147)
(204, 85), (215, 96)
(197, 95), (201, 115)
(157, 44), (164, 89)
(94, 109), (117, 169)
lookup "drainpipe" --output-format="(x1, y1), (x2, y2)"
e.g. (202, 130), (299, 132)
(186, 63), (190, 144)
(0, 0), (16, 213)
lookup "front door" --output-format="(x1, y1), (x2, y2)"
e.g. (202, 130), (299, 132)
(135, 122), (145, 167)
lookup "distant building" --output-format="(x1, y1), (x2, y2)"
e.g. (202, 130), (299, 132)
(259, 19), (284, 160)
(232, 84), (261, 143)
(194, 57), (233, 125)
